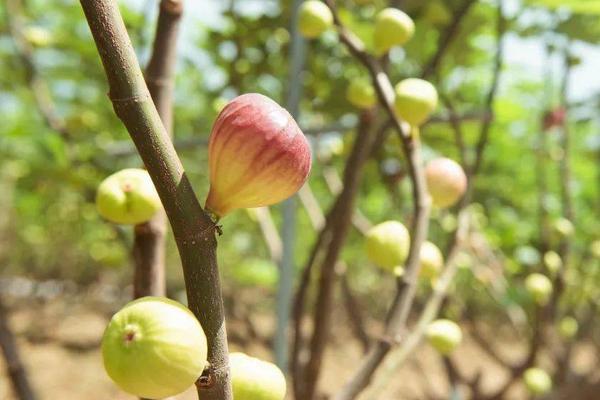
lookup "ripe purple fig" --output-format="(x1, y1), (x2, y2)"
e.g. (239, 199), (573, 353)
(205, 93), (312, 218)
(425, 158), (467, 209)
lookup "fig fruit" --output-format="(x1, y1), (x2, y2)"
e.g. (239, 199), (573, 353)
(365, 221), (410, 271)
(425, 158), (467, 209)
(423, 1), (451, 26)
(394, 78), (438, 127)
(419, 241), (444, 280)
(558, 316), (578, 339)
(346, 79), (377, 109)
(426, 319), (462, 355)
(543, 251), (562, 273)
(591, 240), (600, 258)
(96, 168), (161, 225)
(552, 217), (574, 238)
(523, 368), (552, 395)
(525, 273), (553, 306)
(205, 93), (312, 217)
(101, 297), (207, 399)
(373, 8), (415, 54)
(298, 0), (333, 39)
(229, 352), (286, 400)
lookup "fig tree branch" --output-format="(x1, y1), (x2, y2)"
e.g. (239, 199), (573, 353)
(298, 109), (379, 400)
(77, 1), (232, 399)
(363, 209), (471, 399)
(421, 0), (477, 79)
(5, 0), (70, 140)
(133, 0), (183, 299)
(323, 2), (432, 398)
(0, 297), (37, 400)
(337, 0), (506, 395)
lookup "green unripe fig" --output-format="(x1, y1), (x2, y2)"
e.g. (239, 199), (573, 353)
(423, 1), (451, 26)
(525, 273), (553, 306)
(23, 26), (53, 47)
(591, 240), (600, 258)
(426, 319), (462, 355)
(523, 368), (552, 395)
(373, 8), (415, 54)
(298, 0), (333, 39)
(419, 241), (444, 280)
(394, 78), (438, 127)
(102, 297), (208, 399)
(96, 168), (161, 225)
(365, 221), (410, 271)
(543, 251), (562, 273)
(558, 316), (578, 339)
(552, 217), (574, 238)
(229, 352), (286, 400)
(346, 79), (377, 109)
(425, 158), (467, 209)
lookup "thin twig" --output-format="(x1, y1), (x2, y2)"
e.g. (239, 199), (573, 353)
(5, 0), (70, 140)
(421, 0), (477, 79)
(254, 207), (283, 264)
(339, 267), (370, 353)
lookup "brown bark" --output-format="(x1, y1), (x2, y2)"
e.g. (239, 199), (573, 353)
(78, 1), (232, 398)
(0, 298), (37, 400)
(132, 0), (183, 299)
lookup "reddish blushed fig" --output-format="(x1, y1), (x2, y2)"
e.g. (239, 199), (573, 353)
(425, 158), (467, 208)
(205, 93), (312, 218)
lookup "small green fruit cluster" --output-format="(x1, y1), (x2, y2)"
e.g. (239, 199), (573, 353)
(543, 250), (562, 273)
(374, 8), (415, 55)
(365, 221), (410, 272)
(96, 168), (161, 225)
(394, 78), (438, 127)
(426, 319), (462, 355)
(552, 217), (574, 238)
(525, 273), (553, 306)
(419, 241), (444, 280)
(101, 297), (208, 399)
(523, 367), (552, 395)
(558, 316), (578, 339)
(298, 0), (333, 39)
(346, 79), (377, 109)
(229, 352), (287, 400)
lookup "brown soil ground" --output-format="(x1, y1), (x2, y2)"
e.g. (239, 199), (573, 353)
(1, 295), (598, 400)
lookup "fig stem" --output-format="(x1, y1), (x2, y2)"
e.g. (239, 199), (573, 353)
(78, 1), (232, 399)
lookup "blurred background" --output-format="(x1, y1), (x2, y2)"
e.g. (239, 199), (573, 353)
(0, 0), (599, 399)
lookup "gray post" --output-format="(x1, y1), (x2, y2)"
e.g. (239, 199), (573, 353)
(274, 0), (306, 372)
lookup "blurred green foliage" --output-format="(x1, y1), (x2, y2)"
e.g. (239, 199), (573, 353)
(0, 0), (598, 326)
